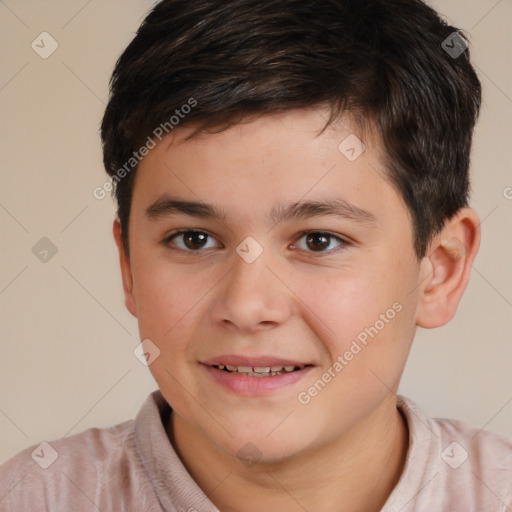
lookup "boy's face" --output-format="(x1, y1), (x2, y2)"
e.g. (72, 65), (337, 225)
(117, 108), (429, 462)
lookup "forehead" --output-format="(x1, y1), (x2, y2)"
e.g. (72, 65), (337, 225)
(163, 109), (377, 166)
(131, 109), (408, 229)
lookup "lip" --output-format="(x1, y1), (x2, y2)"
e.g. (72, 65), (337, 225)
(200, 360), (315, 396)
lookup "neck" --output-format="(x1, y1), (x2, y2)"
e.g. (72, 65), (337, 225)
(168, 394), (409, 512)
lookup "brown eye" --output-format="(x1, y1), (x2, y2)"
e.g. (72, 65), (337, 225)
(182, 231), (207, 250)
(306, 232), (330, 251)
(165, 230), (219, 252)
(294, 231), (346, 253)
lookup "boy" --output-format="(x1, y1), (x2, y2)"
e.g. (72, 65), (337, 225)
(1, 0), (511, 510)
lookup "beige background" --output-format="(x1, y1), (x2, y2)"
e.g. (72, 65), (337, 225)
(0, 0), (511, 464)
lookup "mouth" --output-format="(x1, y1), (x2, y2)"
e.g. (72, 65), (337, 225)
(210, 363), (310, 377)
(201, 356), (315, 395)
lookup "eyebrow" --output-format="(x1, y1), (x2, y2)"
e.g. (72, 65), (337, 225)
(145, 195), (376, 225)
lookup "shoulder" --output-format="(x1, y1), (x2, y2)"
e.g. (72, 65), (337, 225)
(387, 395), (512, 512)
(432, 412), (512, 499)
(400, 395), (512, 470)
(0, 418), (147, 511)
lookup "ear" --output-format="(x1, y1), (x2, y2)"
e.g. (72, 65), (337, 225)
(415, 207), (481, 328)
(113, 218), (138, 318)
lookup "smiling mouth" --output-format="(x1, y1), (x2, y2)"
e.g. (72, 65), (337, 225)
(210, 364), (311, 377)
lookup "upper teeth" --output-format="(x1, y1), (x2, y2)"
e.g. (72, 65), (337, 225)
(215, 364), (304, 374)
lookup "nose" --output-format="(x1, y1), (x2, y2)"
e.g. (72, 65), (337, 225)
(210, 244), (294, 333)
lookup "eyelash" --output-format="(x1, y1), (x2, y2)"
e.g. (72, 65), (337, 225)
(162, 229), (350, 255)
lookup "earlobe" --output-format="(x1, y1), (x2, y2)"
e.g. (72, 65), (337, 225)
(112, 218), (138, 318)
(416, 208), (481, 328)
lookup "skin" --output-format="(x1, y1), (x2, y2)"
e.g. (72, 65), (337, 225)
(113, 108), (480, 512)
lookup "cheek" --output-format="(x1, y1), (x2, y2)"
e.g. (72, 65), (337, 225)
(131, 257), (201, 345)
(296, 270), (386, 357)
(131, 262), (204, 406)
(295, 260), (415, 388)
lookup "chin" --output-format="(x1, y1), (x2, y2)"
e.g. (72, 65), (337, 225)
(213, 428), (309, 467)
(230, 442), (302, 467)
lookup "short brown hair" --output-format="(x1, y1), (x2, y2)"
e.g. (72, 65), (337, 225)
(100, 0), (481, 259)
